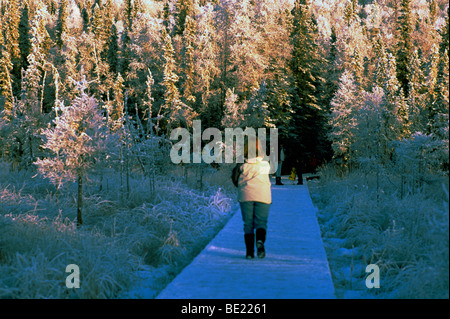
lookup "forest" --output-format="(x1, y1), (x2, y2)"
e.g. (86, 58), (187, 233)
(0, 0), (448, 177)
(0, 0), (448, 298)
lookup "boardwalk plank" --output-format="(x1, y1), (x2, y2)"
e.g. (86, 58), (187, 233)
(156, 181), (335, 299)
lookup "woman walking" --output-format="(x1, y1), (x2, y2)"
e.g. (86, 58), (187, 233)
(232, 138), (272, 259)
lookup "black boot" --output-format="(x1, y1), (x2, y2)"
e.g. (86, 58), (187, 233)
(255, 228), (266, 258)
(275, 177), (283, 185)
(244, 234), (254, 259)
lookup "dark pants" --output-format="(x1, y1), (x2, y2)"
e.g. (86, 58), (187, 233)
(239, 201), (270, 235)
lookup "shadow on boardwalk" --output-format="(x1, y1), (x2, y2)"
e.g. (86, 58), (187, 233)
(156, 177), (335, 299)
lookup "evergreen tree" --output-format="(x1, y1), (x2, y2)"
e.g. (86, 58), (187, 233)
(0, 21), (14, 119)
(192, 2), (220, 127)
(373, 34), (388, 89)
(3, 0), (21, 97)
(56, 0), (69, 49)
(3, 0), (20, 66)
(429, 10), (449, 140)
(261, 2), (293, 140)
(396, 0), (413, 96)
(180, 15), (196, 107)
(23, 2), (50, 114)
(160, 30), (195, 131)
(18, 3), (31, 76)
(431, 48), (449, 141)
(288, 0), (327, 164)
(245, 82), (272, 129)
(81, 6), (90, 32)
(321, 26), (341, 110)
(407, 49), (427, 134)
(439, 7), (449, 56)
(215, 0), (234, 114)
(373, 50), (410, 161)
(344, 0), (359, 27)
(125, 0), (134, 31)
(107, 23), (119, 74)
(120, 27), (131, 77)
(425, 43), (440, 134)
(99, 0), (115, 60)
(59, 34), (79, 103)
(383, 52), (410, 141)
(174, 0), (194, 36)
(163, 0), (171, 33)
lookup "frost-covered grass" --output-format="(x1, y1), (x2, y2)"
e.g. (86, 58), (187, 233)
(309, 166), (449, 299)
(0, 162), (236, 298)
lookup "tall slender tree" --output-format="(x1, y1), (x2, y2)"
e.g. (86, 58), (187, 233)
(3, 0), (21, 97)
(107, 23), (119, 75)
(174, 0), (194, 36)
(180, 15), (196, 108)
(56, 0), (69, 49)
(0, 20), (14, 119)
(160, 29), (195, 131)
(396, 0), (413, 96)
(23, 2), (50, 114)
(289, 0), (327, 164)
(18, 3), (31, 77)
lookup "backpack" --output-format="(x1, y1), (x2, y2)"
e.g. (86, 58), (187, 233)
(231, 163), (243, 187)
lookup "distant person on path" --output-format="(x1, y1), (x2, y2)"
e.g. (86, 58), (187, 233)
(275, 143), (285, 185)
(293, 158), (303, 185)
(232, 138), (272, 259)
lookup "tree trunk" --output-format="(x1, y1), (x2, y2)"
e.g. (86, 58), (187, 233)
(77, 173), (83, 227)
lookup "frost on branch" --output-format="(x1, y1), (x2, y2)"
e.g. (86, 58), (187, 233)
(35, 80), (107, 189)
(35, 79), (108, 226)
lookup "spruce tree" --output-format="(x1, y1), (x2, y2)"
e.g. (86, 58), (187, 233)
(396, 0), (413, 96)
(430, 10), (449, 140)
(107, 23), (119, 74)
(18, 3), (31, 76)
(160, 29), (195, 131)
(180, 15), (196, 107)
(407, 49), (427, 134)
(0, 23), (14, 119)
(425, 43), (440, 134)
(174, 0), (194, 36)
(288, 0), (326, 165)
(3, 0), (21, 97)
(56, 0), (69, 49)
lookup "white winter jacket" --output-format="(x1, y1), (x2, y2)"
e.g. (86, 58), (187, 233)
(237, 157), (272, 204)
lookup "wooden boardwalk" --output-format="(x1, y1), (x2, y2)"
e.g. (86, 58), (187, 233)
(156, 177), (335, 299)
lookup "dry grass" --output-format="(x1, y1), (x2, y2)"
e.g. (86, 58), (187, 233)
(310, 165), (449, 299)
(0, 162), (236, 298)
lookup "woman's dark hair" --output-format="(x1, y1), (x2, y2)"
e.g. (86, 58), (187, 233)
(243, 136), (263, 159)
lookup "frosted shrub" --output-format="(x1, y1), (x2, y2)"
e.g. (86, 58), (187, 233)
(35, 81), (108, 226)
(393, 132), (449, 177)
